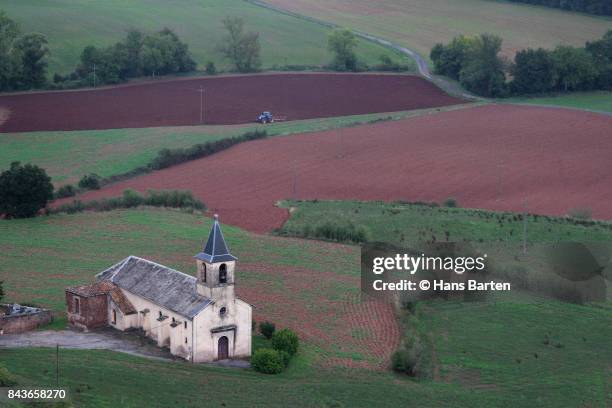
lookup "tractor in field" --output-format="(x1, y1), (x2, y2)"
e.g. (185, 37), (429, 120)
(256, 111), (286, 124)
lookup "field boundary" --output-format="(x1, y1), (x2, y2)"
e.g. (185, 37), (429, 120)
(244, 0), (478, 100)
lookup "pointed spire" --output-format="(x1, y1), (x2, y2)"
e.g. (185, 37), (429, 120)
(194, 214), (237, 263)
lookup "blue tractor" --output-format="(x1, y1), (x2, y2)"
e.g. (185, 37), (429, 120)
(257, 111), (274, 124)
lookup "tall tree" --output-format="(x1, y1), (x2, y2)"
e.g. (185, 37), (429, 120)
(431, 35), (475, 80)
(551, 45), (598, 91)
(218, 17), (261, 73)
(459, 34), (507, 97)
(327, 29), (358, 71)
(510, 48), (555, 94)
(0, 11), (21, 91)
(13, 33), (49, 89)
(0, 162), (54, 218)
(586, 30), (612, 89)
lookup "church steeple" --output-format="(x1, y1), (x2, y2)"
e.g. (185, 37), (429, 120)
(195, 214), (237, 263)
(194, 215), (237, 300)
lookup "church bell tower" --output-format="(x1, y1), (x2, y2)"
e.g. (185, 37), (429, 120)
(194, 215), (237, 301)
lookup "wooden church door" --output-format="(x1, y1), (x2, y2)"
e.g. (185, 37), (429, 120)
(218, 336), (229, 360)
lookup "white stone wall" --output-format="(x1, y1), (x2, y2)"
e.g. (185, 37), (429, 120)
(114, 290), (195, 361)
(192, 297), (252, 362)
(104, 286), (251, 363)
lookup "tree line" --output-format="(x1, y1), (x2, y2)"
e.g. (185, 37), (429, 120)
(506, 0), (612, 16)
(0, 11), (49, 91)
(430, 30), (612, 97)
(0, 10), (266, 92)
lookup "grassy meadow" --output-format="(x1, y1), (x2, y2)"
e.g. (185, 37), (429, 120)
(0, 0), (413, 75)
(264, 0), (612, 60)
(507, 91), (612, 113)
(0, 104), (477, 186)
(0, 205), (610, 406)
(279, 200), (612, 246)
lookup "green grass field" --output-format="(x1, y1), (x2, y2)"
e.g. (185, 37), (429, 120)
(279, 200), (612, 246)
(276, 199), (612, 407)
(0, 0), (413, 75)
(1, 206), (610, 406)
(507, 91), (612, 113)
(265, 0), (612, 61)
(0, 104), (477, 186)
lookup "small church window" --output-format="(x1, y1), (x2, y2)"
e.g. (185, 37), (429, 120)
(219, 264), (227, 284)
(74, 297), (80, 314)
(112, 309), (117, 324)
(219, 307), (227, 317)
(203, 264), (207, 283)
(185, 337), (188, 344)
(184, 321), (187, 329)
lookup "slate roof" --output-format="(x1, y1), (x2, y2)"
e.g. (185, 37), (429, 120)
(66, 281), (137, 315)
(194, 215), (237, 263)
(96, 256), (211, 319)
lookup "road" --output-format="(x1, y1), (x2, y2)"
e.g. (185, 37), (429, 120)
(245, 0), (477, 100)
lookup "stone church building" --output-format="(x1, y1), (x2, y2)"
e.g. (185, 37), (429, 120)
(65, 216), (252, 362)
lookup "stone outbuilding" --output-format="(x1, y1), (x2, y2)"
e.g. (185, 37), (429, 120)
(65, 215), (252, 362)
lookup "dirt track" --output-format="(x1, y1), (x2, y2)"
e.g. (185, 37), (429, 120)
(0, 73), (462, 132)
(61, 104), (612, 232)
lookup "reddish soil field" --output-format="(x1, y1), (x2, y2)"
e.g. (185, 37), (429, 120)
(63, 104), (612, 232)
(0, 73), (462, 132)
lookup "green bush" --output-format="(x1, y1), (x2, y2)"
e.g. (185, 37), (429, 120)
(271, 328), (299, 356)
(51, 189), (205, 214)
(56, 184), (76, 198)
(0, 364), (17, 386)
(206, 61), (217, 75)
(0, 161), (54, 218)
(259, 321), (276, 339)
(150, 130), (267, 170)
(313, 221), (368, 243)
(391, 349), (416, 375)
(78, 173), (101, 190)
(251, 348), (284, 374)
(443, 198), (458, 208)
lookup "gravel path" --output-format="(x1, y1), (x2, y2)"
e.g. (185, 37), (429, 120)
(0, 329), (251, 367)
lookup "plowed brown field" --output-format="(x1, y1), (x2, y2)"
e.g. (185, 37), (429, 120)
(63, 104), (612, 232)
(0, 73), (462, 132)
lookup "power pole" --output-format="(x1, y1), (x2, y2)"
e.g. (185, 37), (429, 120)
(522, 199), (528, 255)
(198, 86), (205, 124)
(56, 343), (59, 387)
(292, 160), (297, 200)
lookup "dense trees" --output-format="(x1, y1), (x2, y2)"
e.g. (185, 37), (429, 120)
(506, 0), (612, 16)
(430, 34), (507, 97)
(328, 29), (358, 71)
(0, 11), (50, 91)
(65, 28), (196, 87)
(459, 34), (507, 97)
(0, 162), (54, 218)
(218, 17), (261, 73)
(432, 30), (612, 97)
(510, 48), (555, 94)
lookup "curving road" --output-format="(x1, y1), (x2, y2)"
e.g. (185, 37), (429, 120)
(245, 0), (477, 99)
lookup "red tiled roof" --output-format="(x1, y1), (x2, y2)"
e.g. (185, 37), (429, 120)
(66, 281), (136, 315)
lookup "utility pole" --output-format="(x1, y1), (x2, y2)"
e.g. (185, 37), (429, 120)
(198, 86), (205, 124)
(522, 199), (528, 255)
(292, 160), (297, 200)
(56, 343), (59, 387)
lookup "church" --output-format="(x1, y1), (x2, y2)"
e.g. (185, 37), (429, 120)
(65, 215), (252, 362)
